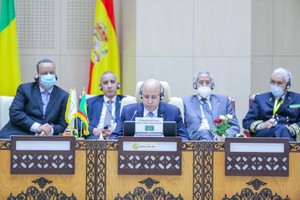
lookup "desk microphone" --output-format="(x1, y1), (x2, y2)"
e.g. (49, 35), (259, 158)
(130, 110), (138, 121)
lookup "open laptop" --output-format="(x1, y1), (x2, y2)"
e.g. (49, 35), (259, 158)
(123, 121), (177, 137)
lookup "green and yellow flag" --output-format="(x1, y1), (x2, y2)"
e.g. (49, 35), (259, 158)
(0, 0), (21, 96)
(87, 0), (121, 95)
(74, 91), (89, 136)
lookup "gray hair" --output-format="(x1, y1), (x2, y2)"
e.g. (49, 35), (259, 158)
(272, 68), (292, 84)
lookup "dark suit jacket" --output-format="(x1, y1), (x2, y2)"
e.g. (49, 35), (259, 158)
(243, 91), (300, 135)
(0, 82), (69, 139)
(110, 101), (188, 140)
(183, 94), (240, 139)
(86, 95), (124, 134)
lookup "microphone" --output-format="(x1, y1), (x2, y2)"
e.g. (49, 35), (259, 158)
(130, 110), (138, 121)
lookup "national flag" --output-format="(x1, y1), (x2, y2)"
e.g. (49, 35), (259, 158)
(87, 0), (121, 95)
(65, 89), (78, 130)
(145, 125), (154, 131)
(74, 91), (89, 136)
(0, 0), (22, 96)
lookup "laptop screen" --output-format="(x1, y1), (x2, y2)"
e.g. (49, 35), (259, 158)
(123, 121), (177, 137)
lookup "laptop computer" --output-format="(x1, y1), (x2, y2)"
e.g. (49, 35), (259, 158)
(123, 121), (177, 137)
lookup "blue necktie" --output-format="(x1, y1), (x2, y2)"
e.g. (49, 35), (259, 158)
(201, 98), (216, 129)
(41, 91), (50, 115)
(104, 100), (113, 126)
(147, 112), (155, 117)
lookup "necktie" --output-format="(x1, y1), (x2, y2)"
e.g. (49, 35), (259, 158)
(104, 100), (113, 127)
(147, 112), (155, 118)
(201, 98), (216, 129)
(41, 91), (50, 115)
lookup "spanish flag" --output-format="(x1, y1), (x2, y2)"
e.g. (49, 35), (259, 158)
(88, 0), (120, 95)
(0, 0), (21, 96)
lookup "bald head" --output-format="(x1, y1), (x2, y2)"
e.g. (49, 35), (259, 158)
(142, 79), (161, 94)
(140, 79), (162, 112)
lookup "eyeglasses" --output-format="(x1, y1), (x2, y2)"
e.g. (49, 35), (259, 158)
(142, 94), (160, 100)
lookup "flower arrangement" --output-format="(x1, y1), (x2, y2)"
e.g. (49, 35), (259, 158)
(213, 114), (233, 136)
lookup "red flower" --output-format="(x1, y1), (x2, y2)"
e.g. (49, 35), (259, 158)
(214, 119), (222, 124)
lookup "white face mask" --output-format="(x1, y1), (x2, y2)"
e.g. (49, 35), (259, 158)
(197, 86), (212, 98)
(270, 84), (285, 99)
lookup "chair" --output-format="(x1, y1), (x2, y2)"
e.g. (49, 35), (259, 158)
(243, 94), (258, 137)
(0, 96), (14, 129)
(120, 81), (185, 121)
(227, 97), (246, 138)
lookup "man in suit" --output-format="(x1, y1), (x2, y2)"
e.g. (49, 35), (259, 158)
(111, 79), (188, 140)
(0, 59), (69, 139)
(85, 71), (124, 139)
(183, 71), (240, 140)
(243, 68), (300, 141)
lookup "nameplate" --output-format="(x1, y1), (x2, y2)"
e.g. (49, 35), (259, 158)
(118, 137), (182, 175)
(123, 141), (178, 151)
(225, 137), (289, 176)
(135, 117), (163, 134)
(11, 136), (75, 174)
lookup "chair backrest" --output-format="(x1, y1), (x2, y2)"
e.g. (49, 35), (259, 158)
(0, 96), (14, 129)
(242, 94), (259, 138)
(121, 81), (184, 121)
(249, 94), (258, 106)
(228, 96), (235, 109)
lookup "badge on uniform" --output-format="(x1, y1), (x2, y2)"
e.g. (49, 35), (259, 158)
(289, 104), (300, 109)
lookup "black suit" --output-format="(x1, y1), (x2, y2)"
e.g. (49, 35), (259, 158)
(0, 82), (69, 139)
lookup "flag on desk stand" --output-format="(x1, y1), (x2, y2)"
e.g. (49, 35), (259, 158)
(74, 90), (89, 137)
(87, 0), (121, 95)
(65, 89), (78, 136)
(0, 0), (22, 96)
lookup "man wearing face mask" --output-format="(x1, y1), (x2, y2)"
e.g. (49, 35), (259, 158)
(243, 68), (300, 141)
(183, 71), (240, 140)
(0, 59), (69, 139)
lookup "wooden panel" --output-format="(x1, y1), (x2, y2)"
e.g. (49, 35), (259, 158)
(214, 151), (298, 199)
(106, 150), (194, 198)
(0, 141), (299, 199)
(0, 150), (86, 199)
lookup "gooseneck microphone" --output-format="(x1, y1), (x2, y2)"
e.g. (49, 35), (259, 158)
(130, 110), (138, 121)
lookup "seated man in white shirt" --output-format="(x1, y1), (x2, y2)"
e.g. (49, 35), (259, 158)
(85, 71), (124, 139)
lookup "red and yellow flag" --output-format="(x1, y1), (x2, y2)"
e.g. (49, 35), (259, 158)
(88, 0), (120, 95)
(0, 0), (22, 96)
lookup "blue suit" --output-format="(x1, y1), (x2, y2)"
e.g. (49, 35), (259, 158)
(110, 101), (188, 140)
(0, 82), (69, 139)
(183, 94), (240, 140)
(85, 95), (124, 139)
(243, 92), (300, 141)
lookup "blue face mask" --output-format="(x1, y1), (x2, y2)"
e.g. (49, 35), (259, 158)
(270, 84), (284, 98)
(40, 74), (56, 89)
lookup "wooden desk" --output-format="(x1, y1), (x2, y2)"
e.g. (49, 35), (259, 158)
(0, 140), (298, 199)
